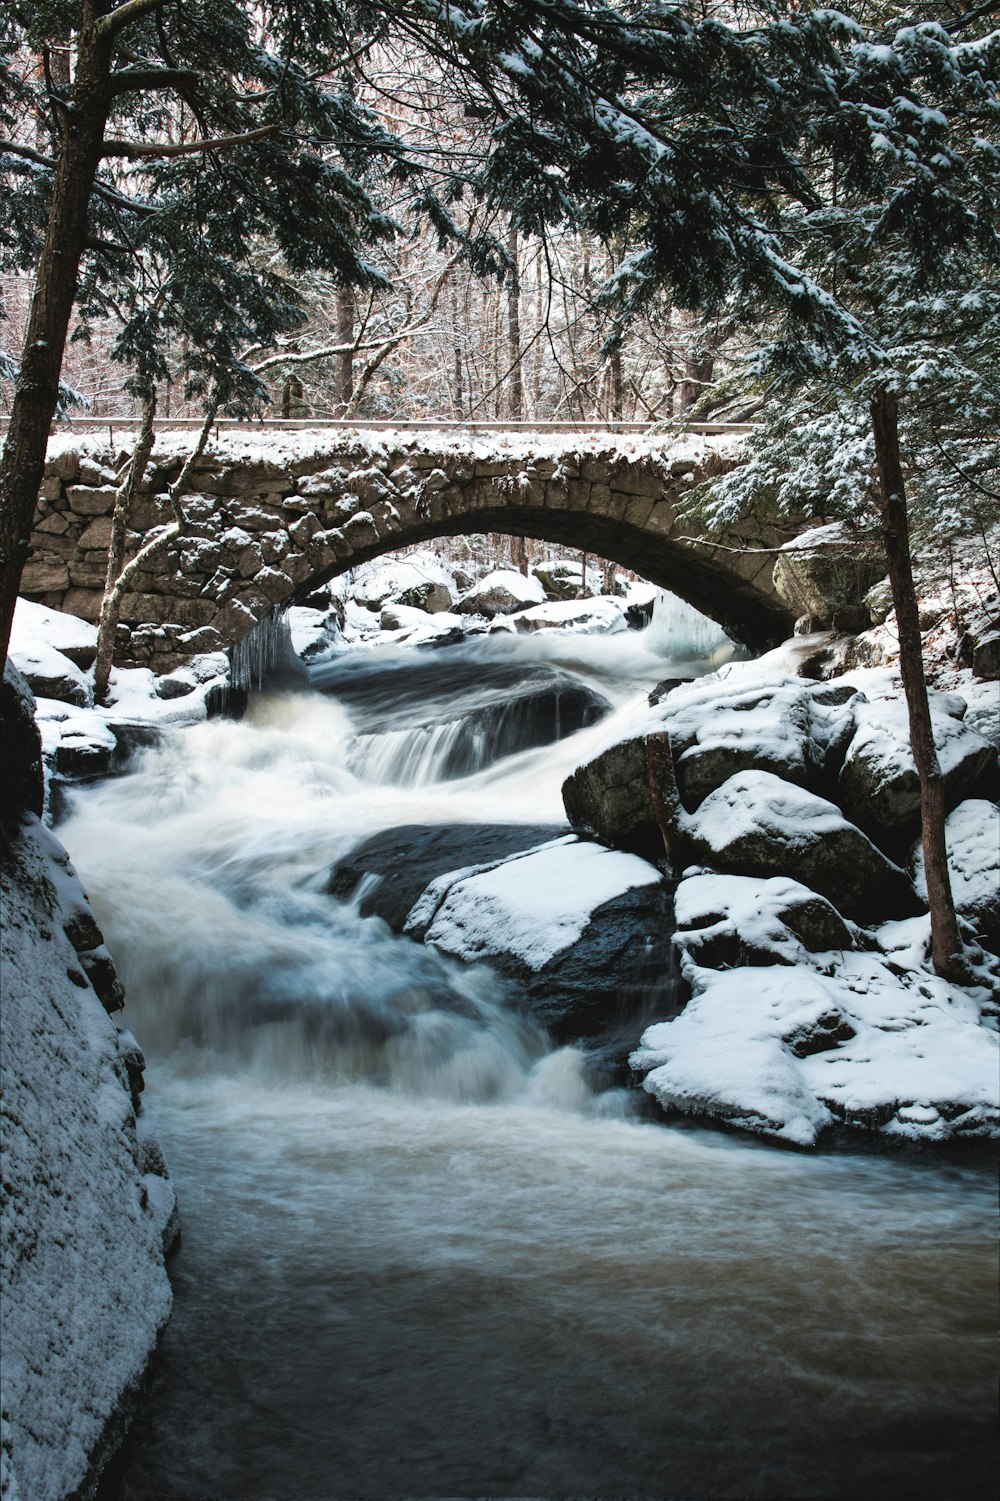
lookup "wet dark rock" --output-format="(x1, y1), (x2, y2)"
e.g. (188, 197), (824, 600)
(328, 823), (678, 1054)
(0, 662), (44, 822)
(784, 1009), (857, 1058)
(972, 631), (1000, 681)
(328, 823), (567, 931)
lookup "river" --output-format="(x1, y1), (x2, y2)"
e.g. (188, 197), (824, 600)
(59, 613), (997, 1501)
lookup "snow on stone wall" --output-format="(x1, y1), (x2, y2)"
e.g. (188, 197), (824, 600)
(0, 817), (174, 1501)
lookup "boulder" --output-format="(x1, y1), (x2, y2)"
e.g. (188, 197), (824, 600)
(914, 799), (1000, 954)
(672, 872), (855, 971)
(327, 823), (568, 930)
(563, 734), (660, 859)
(772, 524), (883, 630)
(631, 950), (999, 1146)
(10, 598), (99, 669)
(685, 770), (919, 923)
(531, 559), (592, 600)
(562, 671), (862, 859)
(404, 835), (674, 1046)
(379, 601), (433, 633)
(456, 568), (547, 618)
(8, 640), (91, 708)
(510, 597), (627, 635)
(392, 579), (454, 614)
(839, 693), (995, 843)
(973, 631), (1000, 681)
(327, 826), (676, 1050)
(0, 662), (44, 820)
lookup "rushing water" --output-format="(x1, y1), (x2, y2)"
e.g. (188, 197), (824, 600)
(59, 615), (998, 1501)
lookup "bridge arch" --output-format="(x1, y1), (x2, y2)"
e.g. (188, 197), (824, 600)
(25, 430), (803, 670)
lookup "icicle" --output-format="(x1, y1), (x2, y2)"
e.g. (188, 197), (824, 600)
(229, 607), (291, 693)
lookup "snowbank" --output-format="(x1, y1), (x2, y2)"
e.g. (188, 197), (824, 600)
(0, 818), (174, 1501)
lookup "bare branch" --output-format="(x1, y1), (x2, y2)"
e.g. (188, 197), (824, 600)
(102, 123), (284, 160)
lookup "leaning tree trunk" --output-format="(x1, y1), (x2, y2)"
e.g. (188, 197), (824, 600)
(870, 386), (964, 981)
(94, 387), (158, 703)
(0, 25), (111, 666)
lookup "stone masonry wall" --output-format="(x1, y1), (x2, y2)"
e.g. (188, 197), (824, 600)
(24, 433), (799, 670)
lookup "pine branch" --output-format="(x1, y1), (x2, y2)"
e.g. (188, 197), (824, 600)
(108, 66), (202, 96)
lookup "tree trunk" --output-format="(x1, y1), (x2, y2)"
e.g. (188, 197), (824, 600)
(870, 386), (965, 980)
(578, 551), (590, 599)
(507, 226), (524, 421)
(334, 288), (354, 416)
(94, 387), (157, 703)
(0, 23), (111, 666)
(645, 732), (689, 872)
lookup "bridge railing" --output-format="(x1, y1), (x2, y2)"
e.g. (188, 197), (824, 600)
(1, 415), (755, 437)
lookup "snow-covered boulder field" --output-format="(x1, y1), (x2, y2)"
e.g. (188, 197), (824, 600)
(562, 658), (999, 1146)
(631, 873), (999, 1147)
(1, 815), (176, 1501)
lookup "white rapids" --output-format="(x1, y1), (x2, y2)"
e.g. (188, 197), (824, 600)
(55, 620), (997, 1501)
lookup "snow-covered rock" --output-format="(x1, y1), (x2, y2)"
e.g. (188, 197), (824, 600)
(8, 638), (92, 709)
(379, 600), (435, 633)
(351, 549), (457, 611)
(632, 949), (999, 1147)
(329, 825), (674, 1046)
(839, 692), (994, 840)
(562, 669), (860, 856)
(510, 596), (627, 635)
(686, 770), (918, 923)
(914, 799), (1000, 953)
(456, 568), (547, 618)
(530, 558), (603, 600)
(673, 871), (855, 970)
(1, 817), (174, 1501)
(407, 835), (662, 969)
(287, 605), (342, 662)
(391, 578), (454, 614)
(10, 597), (98, 669)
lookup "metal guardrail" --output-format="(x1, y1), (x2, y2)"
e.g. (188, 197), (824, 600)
(0, 415), (755, 436)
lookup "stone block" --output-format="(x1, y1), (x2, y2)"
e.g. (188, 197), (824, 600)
(78, 516), (114, 551)
(48, 448), (81, 482)
(31, 530), (77, 560)
(68, 484), (117, 516)
(39, 474), (63, 501)
(119, 594), (218, 628)
(257, 567), (294, 604)
(79, 459), (118, 487)
(69, 560), (111, 590)
(21, 559), (69, 592)
(34, 512), (70, 535)
(61, 588), (104, 623)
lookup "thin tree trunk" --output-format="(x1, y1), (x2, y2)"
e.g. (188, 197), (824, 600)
(578, 551), (590, 599)
(646, 731), (689, 871)
(870, 386), (964, 980)
(507, 226), (523, 421)
(94, 386), (157, 702)
(93, 397), (218, 700)
(334, 288), (354, 415)
(0, 24), (111, 666)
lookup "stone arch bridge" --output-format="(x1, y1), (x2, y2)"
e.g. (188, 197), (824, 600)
(24, 426), (838, 671)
